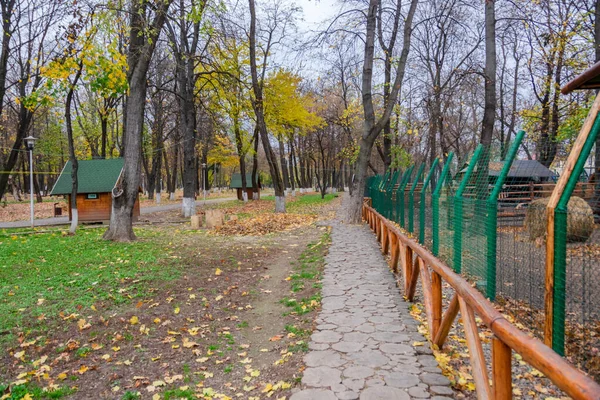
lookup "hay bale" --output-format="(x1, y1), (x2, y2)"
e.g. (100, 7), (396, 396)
(525, 196), (594, 242)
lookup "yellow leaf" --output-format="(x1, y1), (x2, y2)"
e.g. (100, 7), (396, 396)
(174, 307), (180, 315)
(78, 365), (89, 374)
(57, 372), (68, 380)
(412, 341), (424, 347)
(77, 319), (91, 331)
(262, 383), (273, 393)
(215, 268), (223, 276)
(14, 351), (25, 360)
(154, 318), (161, 324)
(130, 316), (139, 325)
(112, 346), (120, 352)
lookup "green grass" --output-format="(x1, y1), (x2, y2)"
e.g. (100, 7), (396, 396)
(280, 233), (330, 316)
(286, 193), (336, 213)
(0, 227), (181, 344)
(0, 383), (75, 399)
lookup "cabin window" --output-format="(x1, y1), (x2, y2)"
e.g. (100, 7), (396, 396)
(86, 193), (98, 200)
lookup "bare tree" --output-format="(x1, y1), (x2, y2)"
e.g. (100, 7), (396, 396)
(344, 0), (419, 223)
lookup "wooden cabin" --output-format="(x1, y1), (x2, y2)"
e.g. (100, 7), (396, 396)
(50, 158), (140, 223)
(230, 173), (261, 200)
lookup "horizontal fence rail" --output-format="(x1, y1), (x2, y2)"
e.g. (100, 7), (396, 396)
(362, 201), (600, 400)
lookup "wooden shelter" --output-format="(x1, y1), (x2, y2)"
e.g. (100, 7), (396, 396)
(230, 173), (261, 200)
(50, 158), (140, 223)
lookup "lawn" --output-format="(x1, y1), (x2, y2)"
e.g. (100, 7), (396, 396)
(0, 228), (181, 344)
(0, 193), (339, 399)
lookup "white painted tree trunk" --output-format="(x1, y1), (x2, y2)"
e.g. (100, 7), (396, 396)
(169, 192), (175, 201)
(182, 197), (196, 217)
(69, 208), (78, 235)
(155, 192), (161, 204)
(242, 191), (248, 202)
(252, 192), (259, 200)
(275, 196), (286, 213)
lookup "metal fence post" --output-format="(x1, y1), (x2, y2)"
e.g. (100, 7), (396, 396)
(408, 164), (425, 233)
(485, 131), (525, 300)
(432, 153), (454, 256)
(420, 160), (439, 244)
(454, 145), (483, 274)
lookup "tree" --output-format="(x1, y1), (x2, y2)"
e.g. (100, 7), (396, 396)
(103, 0), (173, 242)
(344, 0), (419, 223)
(247, 0), (287, 212)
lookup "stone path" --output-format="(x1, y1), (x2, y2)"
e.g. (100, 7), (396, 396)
(291, 222), (454, 400)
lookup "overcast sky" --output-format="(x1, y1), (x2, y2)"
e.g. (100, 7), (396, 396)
(297, 0), (338, 28)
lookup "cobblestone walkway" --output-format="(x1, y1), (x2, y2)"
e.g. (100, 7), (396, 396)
(290, 222), (454, 400)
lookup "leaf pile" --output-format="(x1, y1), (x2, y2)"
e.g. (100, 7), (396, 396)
(214, 213), (317, 236)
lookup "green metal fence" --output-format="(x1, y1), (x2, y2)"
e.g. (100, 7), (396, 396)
(365, 130), (600, 379)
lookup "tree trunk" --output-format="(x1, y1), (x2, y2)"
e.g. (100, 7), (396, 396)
(477, 0), (496, 198)
(104, 0), (172, 241)
(595, 0), (600, 217)
(248, 0), (285, 212)
(278, 138), (290, 190)
(344, 0), (419, 223)
(66, 63), (83, 234)
(251, 125), (259, 200)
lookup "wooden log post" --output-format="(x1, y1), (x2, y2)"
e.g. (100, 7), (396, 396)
(493, 338), (512, 400)
(419, 258), (434, 335)
(404, 246), (413, 294)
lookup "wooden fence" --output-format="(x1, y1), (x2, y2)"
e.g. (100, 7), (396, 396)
(362, 201), (600, 400)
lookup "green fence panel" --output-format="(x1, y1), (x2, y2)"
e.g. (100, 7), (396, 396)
(432, 153), (454, 257)
(552, 116), (600, 356)
(420, 159), (439, 244)
(453, 145), (483, 274)
(408, 164), (425, 233)
(485, 131), (525, 300)
(397, 165), (414, 228)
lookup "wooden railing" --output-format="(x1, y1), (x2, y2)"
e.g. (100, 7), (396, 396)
(362, 202), (600, 400)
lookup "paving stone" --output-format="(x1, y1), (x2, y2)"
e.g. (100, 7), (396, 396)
(342, 378), (365, 391)
(343, 366), (375, 380)
(379, 343), (414, 355)
(430, 386), (455, 396)
(383, 373), (420, 388)
(332, 341), (364, 353)
(370, 332), (410, 343)
(312, 330), (343, 344)
(304, 350), (345, 368)
(359, 386), (410, 400)
(417, 355), (439, 367)
(290, 389), (337, 400)
(420, 373), (451, 386)
(301, 366), (342, 387)
(337, 391), (360, 400)
(408, 386), (431, 398)
(308, 342), (330, 351)
(349, 350), (390, 368)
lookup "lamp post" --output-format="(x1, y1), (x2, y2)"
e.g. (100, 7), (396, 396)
(202, 163), (207, 207)
(24, 136), (37, 228)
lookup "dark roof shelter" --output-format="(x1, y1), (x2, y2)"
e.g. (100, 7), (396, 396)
(230, 173), (262, 201)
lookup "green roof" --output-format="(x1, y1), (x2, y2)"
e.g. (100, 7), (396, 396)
(51, 158), (124, 195)
(230, 173), (260, 189)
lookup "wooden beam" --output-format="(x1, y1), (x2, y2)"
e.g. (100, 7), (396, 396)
(419, 258), (434, 335)
(431, 271), (442, 339)
(406, 255), (421, 301)
(404, 246), (413, 294)
(382, 223), (389, 254)
(433, 294), (459, 348)
(492, 338), (512, 400)
(459, 296), (492, 400)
